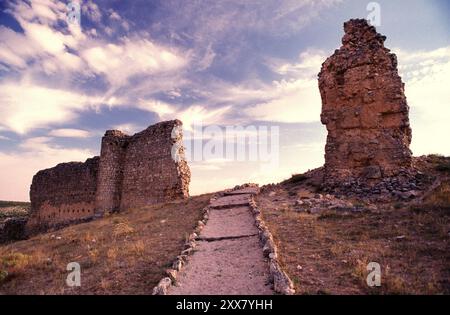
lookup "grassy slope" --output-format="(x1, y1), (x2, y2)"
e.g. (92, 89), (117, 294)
(0, 194), (211, 294)
(258, 156), (450, 295)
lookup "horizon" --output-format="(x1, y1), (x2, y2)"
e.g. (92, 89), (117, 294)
(0, 0), (449, 201)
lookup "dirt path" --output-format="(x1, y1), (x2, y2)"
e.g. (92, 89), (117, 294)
(168, 188), (273, 295)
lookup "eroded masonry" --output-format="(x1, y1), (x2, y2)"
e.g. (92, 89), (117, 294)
(27, 120), (190, 233)
(319, 19), (412, 187)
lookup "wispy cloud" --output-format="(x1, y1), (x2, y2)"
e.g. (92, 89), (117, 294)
(48, 128), (92, 138)
(0, 80), (109, 134)
(393, 46), (450, 155)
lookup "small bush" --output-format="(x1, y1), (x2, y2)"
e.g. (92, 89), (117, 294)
(113, 222), (135, 237)
(435, 162), (450, 173)
(131, 240), (145, 256)
(0, 270), (8, 283)
(0, 253), (32, 274)
(428, 154), (450, 173)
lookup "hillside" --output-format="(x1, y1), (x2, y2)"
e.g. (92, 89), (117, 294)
(0, 194), (211, 294)
(257, 155), (450, 294)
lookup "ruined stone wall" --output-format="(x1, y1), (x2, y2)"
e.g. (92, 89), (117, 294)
(95, 130), (128, 215)
(319, 19), (412, 186)
(27, 157), (99, 232)
(120, 120), (190, 209)
(28, 120), (190, 232)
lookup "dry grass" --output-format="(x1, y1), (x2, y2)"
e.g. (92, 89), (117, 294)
(422, 181), (450, 209)
(0, 201), (30, 221)
(0, 194), (211, 294)
(258, 185), (450, 295)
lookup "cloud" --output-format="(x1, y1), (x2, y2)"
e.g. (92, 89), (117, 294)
(0, 0), (190, 135)
(48, 128), (92, 138)
(138, 99), (231, 130)
(269, 49), (327, 77)
(197, 43), (216, 71)
(111, 123), (143, 135)
(81, 38), (188, 88)
(82, 0), (102, 23)
(157, 0), (342, 44)
(244, 78), (321, 123)
(393, 46), (450, 156)
(198, 49), (326, 124)
(0, 80), (108, 134)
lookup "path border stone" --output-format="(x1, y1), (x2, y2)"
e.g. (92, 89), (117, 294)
(152, 203), (211, 295)
(152, 183), (295, 295)
(248, 192), (296, 295)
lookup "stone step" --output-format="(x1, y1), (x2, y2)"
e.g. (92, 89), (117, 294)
(210, 194), (251, 209)
(199, 206), (259, 239)
(168, 236), (273, 295)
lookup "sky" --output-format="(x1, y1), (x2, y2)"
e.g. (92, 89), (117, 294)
(0, 0), (449, 201)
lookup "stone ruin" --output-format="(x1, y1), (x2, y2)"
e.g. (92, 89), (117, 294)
(318, 19), (416, 196)
(26, 120), (190, 234)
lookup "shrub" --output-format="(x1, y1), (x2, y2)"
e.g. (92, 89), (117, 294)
(0, 270), (8, 283)
(0, 253), (32, 274)
(428, 154), (450, 173)
(113, 222), (135, 237)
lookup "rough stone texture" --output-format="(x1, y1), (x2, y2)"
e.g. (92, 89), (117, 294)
(95, 130), (128, 214)
(119, 120), (190, 210)
(319, 19), (412, 187)
(27, 157), (100, 233)
(27, 120), (190, 233)
(96, 120), (190, 214)
(199, 206), (258, 240)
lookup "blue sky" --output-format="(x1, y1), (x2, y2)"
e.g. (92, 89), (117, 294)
(0, 0), (449, 201)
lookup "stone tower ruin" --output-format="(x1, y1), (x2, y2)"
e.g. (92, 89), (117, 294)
(27, 120), (190, 233)
(319, 19), (412, 187)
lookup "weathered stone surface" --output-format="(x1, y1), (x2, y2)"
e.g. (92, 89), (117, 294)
(319, 19), (412, 187)
(152, 277), (172, 295)
(198, 206), (259, 240)
(27, 120), (190, 233)
(168, 237), (273, 295)
(209, 194), (251, 209)
(27, 156), (100, 233)
(97, 119), (190, 214)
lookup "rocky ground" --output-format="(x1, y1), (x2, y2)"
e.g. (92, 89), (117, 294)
(257, 155), (450, 294)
